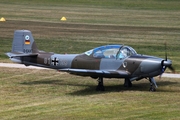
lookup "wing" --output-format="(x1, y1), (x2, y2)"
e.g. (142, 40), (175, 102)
(58, 68), (130, 78)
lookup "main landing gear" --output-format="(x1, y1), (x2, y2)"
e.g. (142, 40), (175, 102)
(124, 78), (132, 87)
(96, 77), (133, 91)
(96, 77), (105, 91)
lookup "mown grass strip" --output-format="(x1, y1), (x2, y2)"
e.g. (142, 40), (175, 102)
(0, 67), (180, 119)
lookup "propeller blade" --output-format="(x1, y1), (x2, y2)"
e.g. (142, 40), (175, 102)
(168, 66), (175, 73)
(159, 74), (162, 79)
(164, 42), (167, 61)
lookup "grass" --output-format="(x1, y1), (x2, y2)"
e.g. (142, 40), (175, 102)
(1, 0), (180, 10)
(0, 68), (180, 120)
(0, 20), (179, 72)
(0, 0), (180, 119)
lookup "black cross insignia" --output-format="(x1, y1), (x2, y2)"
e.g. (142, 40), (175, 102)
(52, 57), (59, 66)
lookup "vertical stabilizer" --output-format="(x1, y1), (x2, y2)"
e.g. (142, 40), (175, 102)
(11, 30), (38, 53)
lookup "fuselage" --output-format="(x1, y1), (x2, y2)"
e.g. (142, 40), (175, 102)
(20, 52), (166, 79)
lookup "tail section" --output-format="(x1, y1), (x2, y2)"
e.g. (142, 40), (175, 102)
(11, 30), (38, 53)
(6, 30), (39, 63)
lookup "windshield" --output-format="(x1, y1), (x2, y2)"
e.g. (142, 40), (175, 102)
(117, 46), (137, 59)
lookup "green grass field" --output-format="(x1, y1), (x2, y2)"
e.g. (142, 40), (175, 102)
(0, 0), (180, 119)
(0, 68), (180, 120)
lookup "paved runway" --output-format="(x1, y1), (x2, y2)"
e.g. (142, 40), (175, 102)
(0, 63), (47, 69)
(0, 63), (180, 78)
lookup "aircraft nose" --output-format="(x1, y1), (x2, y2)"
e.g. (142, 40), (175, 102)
(161, 59), (175, 73)
(162, 59), (172, 67)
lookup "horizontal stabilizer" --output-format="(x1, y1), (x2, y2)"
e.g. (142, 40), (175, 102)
(6, 52), (38, 58)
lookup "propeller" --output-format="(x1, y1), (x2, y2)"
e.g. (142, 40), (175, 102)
(159, 43), (175, 78)
(165, 42), (167, 61)
(161, 60), (175, 73)
(164, 42), (175, 73)
(168, 65), (175, 73)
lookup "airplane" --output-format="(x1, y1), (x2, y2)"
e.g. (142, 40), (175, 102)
(6, 30), (174, 92)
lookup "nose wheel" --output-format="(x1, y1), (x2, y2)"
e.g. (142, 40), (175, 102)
(149, 83), (156, 92)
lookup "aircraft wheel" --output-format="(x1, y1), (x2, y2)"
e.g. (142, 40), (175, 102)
(96, 85), (105, 91)
(124, 78), (132, 87)
(96, 77), (105, 91)
(149, 86), (156, 92)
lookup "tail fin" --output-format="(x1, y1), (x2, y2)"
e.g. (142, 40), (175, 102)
(11, 30), (38, 53)
(6, 30), (38, 63)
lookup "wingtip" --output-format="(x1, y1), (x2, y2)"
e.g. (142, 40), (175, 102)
(5, 52), (12, 57)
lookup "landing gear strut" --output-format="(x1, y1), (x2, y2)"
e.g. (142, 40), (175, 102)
(149, 77), (157, 92)
(96, 77), (105, 91)
(124, 78), (132, 87)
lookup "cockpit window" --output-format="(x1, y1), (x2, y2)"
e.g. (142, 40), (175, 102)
(84, 49), (93, 56)
(93, 48), (119, 58)
(84, 45), (137, 59)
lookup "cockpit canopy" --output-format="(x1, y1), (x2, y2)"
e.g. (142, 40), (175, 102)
(84, 45), (137, 59)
